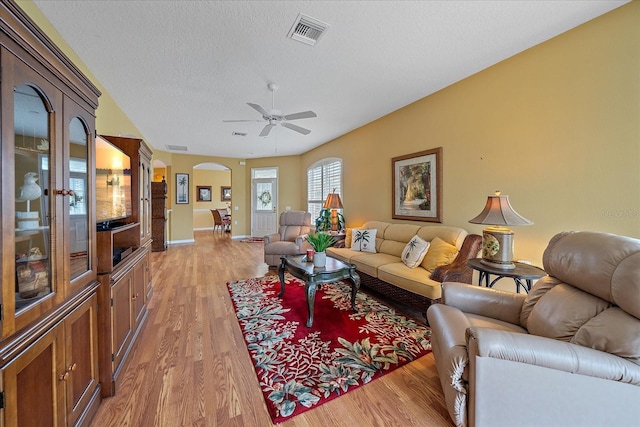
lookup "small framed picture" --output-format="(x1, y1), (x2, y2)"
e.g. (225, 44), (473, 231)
(176, 173), (189, 204)
(221, 186), (231, 201)
(197, 186), (212, 202)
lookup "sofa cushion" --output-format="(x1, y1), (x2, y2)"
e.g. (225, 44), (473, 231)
(402, 235), (430, 268)
(351, 228), (377, 253)
(379, 224), (422, 257)
(421, 236), (459, 272)
(350, 253), (399, 277)
(416, 226), (468, 250)
(377, 262), (442, 300)
(326, 247), (359, 264)
(361, 221), (391, 252)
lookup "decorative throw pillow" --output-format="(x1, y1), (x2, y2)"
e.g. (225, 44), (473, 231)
(351, 228), (377, 253)
(401, 235), (430, 268)
(421, 236), (459, 272)
(345, 228), (352, 248)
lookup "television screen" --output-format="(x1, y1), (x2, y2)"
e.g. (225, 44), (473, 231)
(95, 136), (133, 224)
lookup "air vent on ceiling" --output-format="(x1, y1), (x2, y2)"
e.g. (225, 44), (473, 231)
(287, 13), (329, 46)
(166, 144), (188, 152)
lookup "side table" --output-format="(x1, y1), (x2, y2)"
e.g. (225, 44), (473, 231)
(467, 258), (546, 294)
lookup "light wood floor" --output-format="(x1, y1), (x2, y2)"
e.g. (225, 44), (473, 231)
(90, 230), (454, 427)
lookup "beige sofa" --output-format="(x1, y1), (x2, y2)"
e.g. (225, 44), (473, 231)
(427, 231), (640, 427)
(327, 221), (481, 321)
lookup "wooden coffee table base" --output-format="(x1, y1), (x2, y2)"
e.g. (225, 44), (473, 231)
(278, 255), (360, 327)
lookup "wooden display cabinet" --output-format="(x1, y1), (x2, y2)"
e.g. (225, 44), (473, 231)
(0, 1), (101, 425)
(151, 181), (168, 252)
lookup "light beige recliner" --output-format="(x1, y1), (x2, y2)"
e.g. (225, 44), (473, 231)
(427, 231), (640, 427)
(263, 211), (312, 267)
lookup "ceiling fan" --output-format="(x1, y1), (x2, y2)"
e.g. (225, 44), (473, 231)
(223, 83), (317, 137)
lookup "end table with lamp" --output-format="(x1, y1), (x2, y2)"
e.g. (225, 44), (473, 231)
(468, 190), (532, 270)
(467, 258), (546, 293)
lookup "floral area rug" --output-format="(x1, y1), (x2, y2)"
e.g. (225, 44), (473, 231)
(227, 273), (432, 423)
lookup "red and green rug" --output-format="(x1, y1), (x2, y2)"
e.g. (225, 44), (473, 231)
(227, 273), (432, 423)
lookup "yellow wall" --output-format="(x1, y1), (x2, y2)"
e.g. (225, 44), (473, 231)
(299, 3), (639, 266)
(21, 1), (639, 263)
(150, 152), (244, 242)
(247, 155), (304, 212)
(192, 169), (231, 230)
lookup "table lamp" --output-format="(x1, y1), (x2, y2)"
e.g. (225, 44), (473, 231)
(469, 191), (532, 270)
(323, 189), (343, 232)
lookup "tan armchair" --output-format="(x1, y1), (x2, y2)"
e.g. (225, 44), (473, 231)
(263, 211), (312, 267)
(427, 231), (640, 427)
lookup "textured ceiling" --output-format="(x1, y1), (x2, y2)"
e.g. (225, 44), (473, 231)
(32, 1), (627, 159)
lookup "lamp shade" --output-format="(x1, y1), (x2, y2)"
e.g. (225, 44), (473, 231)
(323, 193), (343, 209)
(469, 194), (532, 226)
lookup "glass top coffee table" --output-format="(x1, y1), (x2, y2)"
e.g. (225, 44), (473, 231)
(278, 255), (360, 327)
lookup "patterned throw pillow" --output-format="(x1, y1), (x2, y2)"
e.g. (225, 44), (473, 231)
(351, 228), (377, 253)
(421, 236), (459, 272)
(401, 235), (430, 268)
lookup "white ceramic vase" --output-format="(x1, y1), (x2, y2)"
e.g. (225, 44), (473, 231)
(313, 251), (327, 267)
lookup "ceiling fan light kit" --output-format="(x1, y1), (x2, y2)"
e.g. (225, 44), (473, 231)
(223, 83), (317, 137)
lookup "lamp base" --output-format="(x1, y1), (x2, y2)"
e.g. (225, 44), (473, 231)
(481, 227), (515, 270)
(480, 258), (516, 270)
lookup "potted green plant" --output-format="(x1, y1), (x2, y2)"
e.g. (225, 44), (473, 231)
(305, 232), (336, 267)
(315, 208), (345, 232)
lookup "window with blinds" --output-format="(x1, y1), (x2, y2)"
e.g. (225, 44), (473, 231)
(307, 158), (342, 221)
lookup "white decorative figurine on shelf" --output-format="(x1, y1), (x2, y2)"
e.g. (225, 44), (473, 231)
(16, 172), (42, 229)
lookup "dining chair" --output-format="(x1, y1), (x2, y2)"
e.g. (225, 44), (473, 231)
(211, 209), (230, 233)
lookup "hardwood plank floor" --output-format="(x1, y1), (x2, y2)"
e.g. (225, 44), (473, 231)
(90, 230), (454, 427)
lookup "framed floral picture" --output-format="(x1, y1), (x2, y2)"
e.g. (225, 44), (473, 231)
(176, 173), (189, 204)
(392, 147), (442, 222)
(221, 186), (231, 201)
(197, 186), (212, 202)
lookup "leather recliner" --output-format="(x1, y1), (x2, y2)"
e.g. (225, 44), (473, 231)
(263, 211), (312, 267)
(427, 231), (640, 427)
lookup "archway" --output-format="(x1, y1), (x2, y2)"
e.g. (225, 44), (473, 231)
(193, 162), (231, 231)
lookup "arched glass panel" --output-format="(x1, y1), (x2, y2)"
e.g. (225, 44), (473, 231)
(14, 84), (52, 310)
(68, 117), (89, 279)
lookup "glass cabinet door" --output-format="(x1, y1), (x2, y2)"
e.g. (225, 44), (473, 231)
(67, 117), (90, 282)
(14, 84), (53, 311)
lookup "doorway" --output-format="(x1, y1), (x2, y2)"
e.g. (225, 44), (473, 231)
(251, 168), (277, 237)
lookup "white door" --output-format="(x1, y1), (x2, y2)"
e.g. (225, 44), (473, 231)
(251, 178), (277, 237)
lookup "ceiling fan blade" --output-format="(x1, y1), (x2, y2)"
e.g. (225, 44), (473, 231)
(222, 119), (263, 122)
(247, 103), (271, 118)
(259, 124), (275, 137)
(284, 111), (317, 121)
(281, 122), (311, 135)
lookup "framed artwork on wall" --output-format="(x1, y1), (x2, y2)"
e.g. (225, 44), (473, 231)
(221, 186), (231, 201)
(176, 173), (189, 204)
(392, 147), (442, 222)
(197, 185), (212, 202)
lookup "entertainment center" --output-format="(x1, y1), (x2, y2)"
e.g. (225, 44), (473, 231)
(95, 135), (153, 398)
